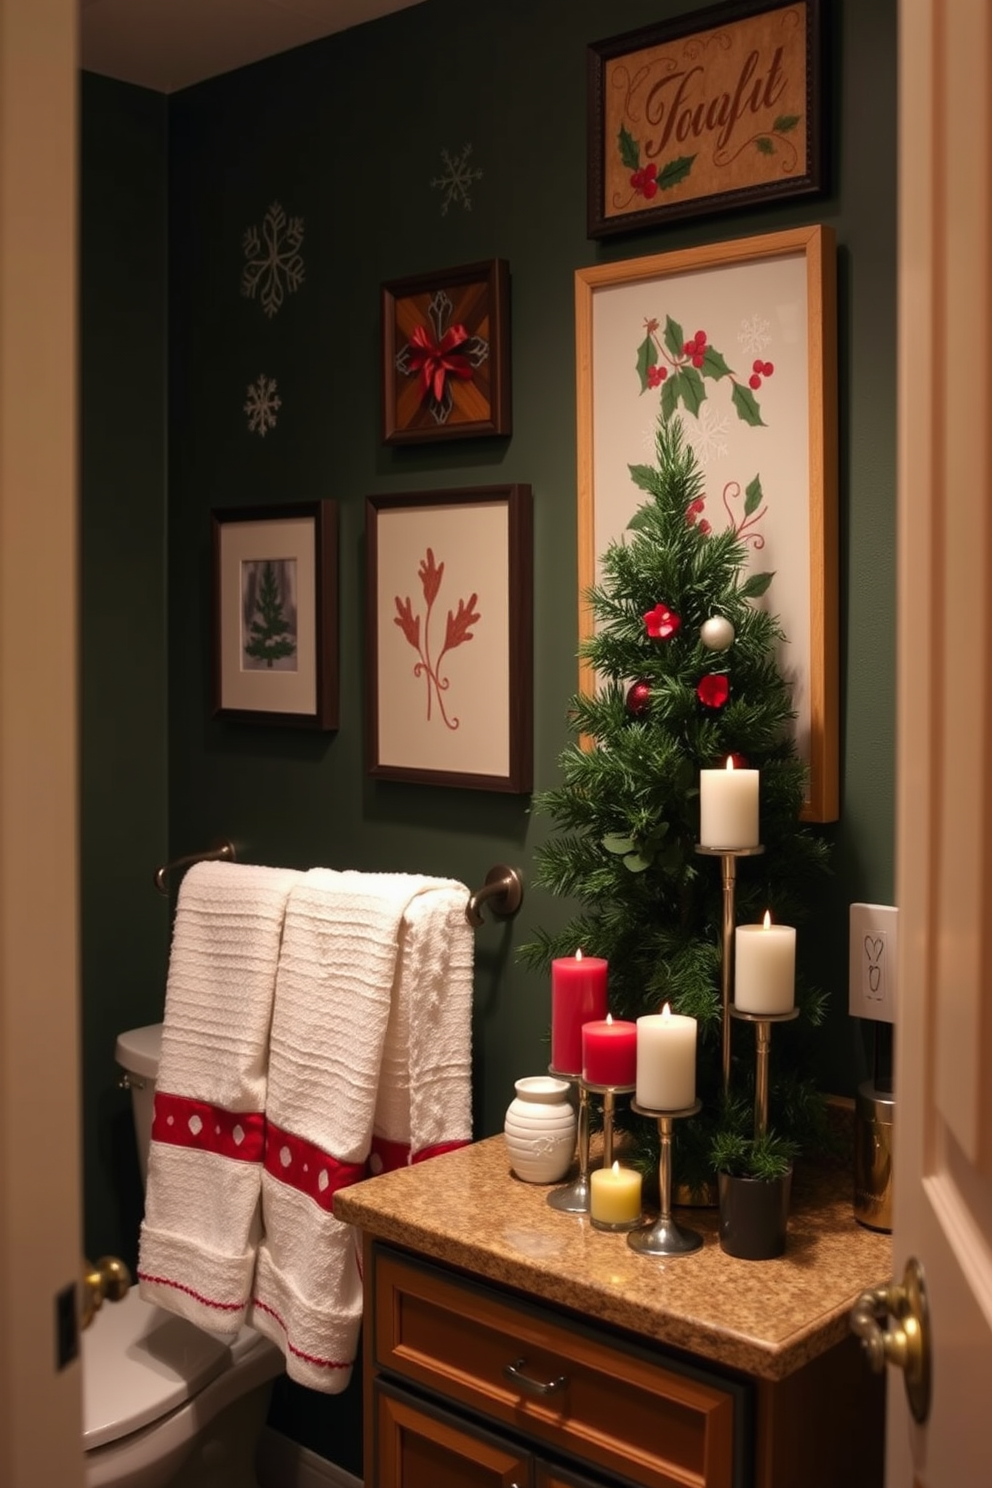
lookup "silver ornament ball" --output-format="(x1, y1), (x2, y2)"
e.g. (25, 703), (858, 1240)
(700, 615), (735, 651)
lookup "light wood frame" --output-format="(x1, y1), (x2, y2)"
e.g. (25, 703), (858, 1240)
(575, 224), (838, 821)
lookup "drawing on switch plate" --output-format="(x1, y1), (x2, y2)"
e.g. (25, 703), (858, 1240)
(849, 903), (898, 1024)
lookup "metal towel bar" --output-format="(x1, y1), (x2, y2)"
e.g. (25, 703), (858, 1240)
(154, 844), (523, 928)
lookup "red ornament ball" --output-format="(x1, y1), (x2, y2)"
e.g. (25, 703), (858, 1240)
(626, 680), (652, 718)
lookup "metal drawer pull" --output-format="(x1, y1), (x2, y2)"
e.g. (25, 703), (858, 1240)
(503, 1358), (568, 1396)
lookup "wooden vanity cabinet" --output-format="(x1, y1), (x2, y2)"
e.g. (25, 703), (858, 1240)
(362, 1238), (884, 1488)
(366, 1241), (749, 1488)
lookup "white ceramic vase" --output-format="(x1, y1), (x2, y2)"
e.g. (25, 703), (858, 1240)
(504, 1075), (577, 1183)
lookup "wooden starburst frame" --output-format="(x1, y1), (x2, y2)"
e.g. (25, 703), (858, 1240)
(382, 259), (511, 445)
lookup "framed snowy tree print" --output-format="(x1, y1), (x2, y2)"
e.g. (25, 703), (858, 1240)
(365, 484), (532, 791)
(212, 502), (338, 729)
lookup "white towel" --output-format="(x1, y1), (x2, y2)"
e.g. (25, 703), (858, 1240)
(249, 869), (472, 1392)
(369, 880), (473, 1174)
(137, 859), (303, 1333)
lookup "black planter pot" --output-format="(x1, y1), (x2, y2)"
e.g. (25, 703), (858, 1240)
(717, 1167), (792, 1260)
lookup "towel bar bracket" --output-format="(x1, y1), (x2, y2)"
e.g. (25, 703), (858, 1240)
(154, 839), (236, 896)
(466, 864), (523, 929)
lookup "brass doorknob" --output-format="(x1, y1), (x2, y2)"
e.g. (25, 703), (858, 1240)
(850, 1255), (931, 1424)
(81, 1255), (131, 1331)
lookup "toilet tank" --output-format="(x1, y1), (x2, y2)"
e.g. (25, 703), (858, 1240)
(115, 1023), (163, 1187)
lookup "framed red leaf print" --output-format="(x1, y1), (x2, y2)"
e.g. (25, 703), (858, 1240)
(381, 259), (512, 444)
(366, 485), (532, 791)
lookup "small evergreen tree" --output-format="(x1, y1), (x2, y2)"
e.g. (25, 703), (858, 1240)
(521, 416), (831, 1194)
(245, 561), (296, 668)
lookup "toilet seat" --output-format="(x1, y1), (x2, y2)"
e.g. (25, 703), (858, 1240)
(82, 1288), (282, 1488)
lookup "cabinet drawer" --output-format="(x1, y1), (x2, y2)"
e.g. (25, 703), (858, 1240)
(371, 1245), (744, 1488)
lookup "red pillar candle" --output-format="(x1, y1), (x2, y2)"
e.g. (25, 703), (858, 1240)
(582, 1014), (637, 1087)
(551, 950), (608, 1075)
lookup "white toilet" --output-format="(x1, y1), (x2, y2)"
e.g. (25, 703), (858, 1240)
(82, 1024), (283, 1488)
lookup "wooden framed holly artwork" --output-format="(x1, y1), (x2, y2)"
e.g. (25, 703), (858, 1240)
(586, 0), (825, 238)
(365, 484), (532, 791)
(381, 259), (512, 444)
(575, 225), (839, 822)
(211, 502), (338, 730)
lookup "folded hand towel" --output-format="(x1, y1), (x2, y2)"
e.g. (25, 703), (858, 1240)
(369, 879), (473, 1174)
(250, 869), (471, 1392)
(137, 859), (303, 1333)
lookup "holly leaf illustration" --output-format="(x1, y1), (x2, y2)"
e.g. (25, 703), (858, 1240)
(700, 345), (733, 381)
(618, 124), (640, 170)
(635, 333), (658, 392)
(418, 548), (443, 605)
(739, 570), (774, 598)
(773, 114), (800, 133)
(744, 475), (764, 516)
(657, 154), (696, 190)
(756, 137), (776, 156)
(668, 365), (707, 418)
(663, 315), (685, 360)
(393, 595), (420, 651)
(731, 382), (766, 426)
(444, 593), (480, 652)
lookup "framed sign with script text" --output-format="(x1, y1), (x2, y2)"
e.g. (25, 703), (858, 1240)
(587, 0), (824, 238)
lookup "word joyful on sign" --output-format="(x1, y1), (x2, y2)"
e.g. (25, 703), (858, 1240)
(587, 0), (824, 237)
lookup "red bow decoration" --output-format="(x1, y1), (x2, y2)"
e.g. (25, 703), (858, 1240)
(406, 323), (473, 405)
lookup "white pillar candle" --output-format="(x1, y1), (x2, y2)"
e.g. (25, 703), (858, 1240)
(699, 757), (759, 848)
(735, 912), (796, 1013)
(635, 1004), (697, 1111)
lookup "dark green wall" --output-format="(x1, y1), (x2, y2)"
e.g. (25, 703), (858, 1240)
(80, 0), (896, 1472)
(79, 71), (170, 1268)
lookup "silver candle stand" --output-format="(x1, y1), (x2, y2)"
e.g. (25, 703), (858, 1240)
(627, 1098), (703, 1256)
(695, 844), (765, 1095)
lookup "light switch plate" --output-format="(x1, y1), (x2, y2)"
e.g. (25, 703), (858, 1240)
(849, 903), (898, 1024)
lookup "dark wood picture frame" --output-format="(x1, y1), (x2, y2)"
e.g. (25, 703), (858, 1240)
(366, 484), (532, 791)
(212, 501), (338, 730)
(587, 0), (824, 239)
(382, 259), (511, 445)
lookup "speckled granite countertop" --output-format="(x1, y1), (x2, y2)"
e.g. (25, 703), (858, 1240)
(335, 1134), (892, 1382)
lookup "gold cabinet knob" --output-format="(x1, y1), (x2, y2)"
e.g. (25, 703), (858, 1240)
(850, 1255), (931, 1424)
(81, 1255), (131, 1331)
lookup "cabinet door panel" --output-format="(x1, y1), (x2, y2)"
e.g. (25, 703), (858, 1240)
(375, 1382), (531, 1488)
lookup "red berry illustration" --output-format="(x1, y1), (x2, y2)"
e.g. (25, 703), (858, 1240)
(753, 359), (764, 373)
(749, 373), (762, 390)
(762, 361), (774, 377)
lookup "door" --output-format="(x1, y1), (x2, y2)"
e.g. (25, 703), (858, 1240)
(0, 0), (84, 1484)
(890, 0), (992, 1482)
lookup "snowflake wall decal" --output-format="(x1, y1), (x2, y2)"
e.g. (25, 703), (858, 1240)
(430, 145), (482, 215)
(241, 202), (305, 318)
(244, 374), (282, 436)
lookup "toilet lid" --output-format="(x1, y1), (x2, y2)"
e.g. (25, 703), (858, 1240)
(82, 1288), (251, 1451)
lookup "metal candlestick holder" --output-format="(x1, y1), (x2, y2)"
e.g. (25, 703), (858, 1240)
(729, 1006), (799, 1139)
(546, 1067), (590, 1213)
(582, 1077), (636, 1171)
(627, 1099), (703, 1256)
(695, 845), (765, 1095)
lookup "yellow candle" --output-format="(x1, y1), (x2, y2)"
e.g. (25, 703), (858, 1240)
(589, 1161), (642, 1225)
